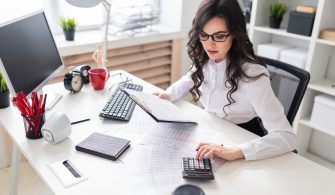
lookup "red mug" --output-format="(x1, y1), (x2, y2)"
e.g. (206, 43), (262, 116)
(88, 68), (109, 90)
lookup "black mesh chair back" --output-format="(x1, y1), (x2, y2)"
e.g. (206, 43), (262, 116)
(263, 57), (310, 125)
(238, 57), (310, 139)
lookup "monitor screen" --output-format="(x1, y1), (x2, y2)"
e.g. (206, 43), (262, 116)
(0, 11), (64, 97)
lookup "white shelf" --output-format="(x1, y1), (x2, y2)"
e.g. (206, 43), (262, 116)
(308, 78), (335, 96)
(300, 117), (335, 138)
(254, 26), (311, 41)
(246, 0), (335, 170)
(317, 38), (335, 47)
(302, 152), (335, 171)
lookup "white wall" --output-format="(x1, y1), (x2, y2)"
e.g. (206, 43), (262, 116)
(160, 0), (202, 76)
(160, 0), (183, 29)
(0, 0), (43, 23)
(180, 0), (202, 75)
(0, 0), (61, 34)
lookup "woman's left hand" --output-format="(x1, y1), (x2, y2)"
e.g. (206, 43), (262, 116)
(195, 142), (245, 161)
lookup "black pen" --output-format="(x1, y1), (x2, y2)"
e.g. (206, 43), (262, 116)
(71, 118), (90, 125)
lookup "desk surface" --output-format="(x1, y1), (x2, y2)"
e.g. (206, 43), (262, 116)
(1, 70), (335, 195)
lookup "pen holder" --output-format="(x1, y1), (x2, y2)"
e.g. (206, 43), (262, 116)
(22, 113), (45, 139)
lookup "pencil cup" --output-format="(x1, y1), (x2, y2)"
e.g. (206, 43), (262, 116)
(22, 113), (45, 139)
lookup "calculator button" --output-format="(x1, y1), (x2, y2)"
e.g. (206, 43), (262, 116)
(189, 159), (194, 167)
(199, 160), (204, 169)
(194, 160), (200, 169)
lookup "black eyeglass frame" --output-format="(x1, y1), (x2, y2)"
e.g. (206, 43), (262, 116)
(199, 32), (231, 42)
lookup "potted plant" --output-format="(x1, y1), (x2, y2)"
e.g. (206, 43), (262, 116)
(0, 71), (10, 108)
(60, 17), (77, 41)
(269, 2), (288, 29)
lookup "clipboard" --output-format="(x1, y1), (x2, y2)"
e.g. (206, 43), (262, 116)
(123, 89), (197, 124)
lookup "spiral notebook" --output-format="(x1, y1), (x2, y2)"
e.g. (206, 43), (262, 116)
(75, 132), (130, 161)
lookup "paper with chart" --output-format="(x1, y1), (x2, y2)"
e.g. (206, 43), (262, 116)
(141, 125), (225, 171)
(123, 89), (196, 123)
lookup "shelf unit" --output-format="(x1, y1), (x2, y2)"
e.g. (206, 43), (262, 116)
(317, 38), (335, 47)
(308, 79), (335, 96)
(253, 26), (312, 41)
(300, 117), (335, 138)
(249, 0), (335, 170)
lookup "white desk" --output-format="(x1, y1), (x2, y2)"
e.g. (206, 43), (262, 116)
(1, 70), (335, 195)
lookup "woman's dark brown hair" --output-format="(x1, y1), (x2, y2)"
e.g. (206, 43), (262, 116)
(187, 0), (265, 112)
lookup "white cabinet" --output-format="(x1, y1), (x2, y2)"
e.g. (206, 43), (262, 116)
(249, 0), (335, 170)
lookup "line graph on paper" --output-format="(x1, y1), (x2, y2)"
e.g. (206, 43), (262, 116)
(148, 143), (225, 171)
(141, 124), (196, 149)
(148, 143), (196, 170)
(141, 124), (225, 171)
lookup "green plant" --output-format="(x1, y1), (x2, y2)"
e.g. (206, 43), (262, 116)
(270, 2), (288, 18)
(59, 17), (77, 32)
(0, 71), (8, 93)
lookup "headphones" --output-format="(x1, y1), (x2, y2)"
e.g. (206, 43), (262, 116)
(74, 64), (91, 84)
(63, 64), (91, 92)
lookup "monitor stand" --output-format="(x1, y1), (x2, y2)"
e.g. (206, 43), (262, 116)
(44, 93), (62, 111)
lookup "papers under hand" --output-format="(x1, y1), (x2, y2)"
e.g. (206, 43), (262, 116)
(123, 89), (197, 124)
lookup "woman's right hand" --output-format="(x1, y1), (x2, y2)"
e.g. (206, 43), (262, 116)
(153, 92), (171, 101)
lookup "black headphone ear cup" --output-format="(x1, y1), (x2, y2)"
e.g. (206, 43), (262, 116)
(64, 73), (73, 91)
(72, 70), (81, 75)
(80, 65), (91, 84)
(64, 73), (71, 79)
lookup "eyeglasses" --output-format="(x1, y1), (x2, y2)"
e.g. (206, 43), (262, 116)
(108, 72), (132, 91)
(199, 32), (231, 42)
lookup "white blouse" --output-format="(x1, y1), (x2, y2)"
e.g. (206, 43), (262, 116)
(166, 59), (297, 160)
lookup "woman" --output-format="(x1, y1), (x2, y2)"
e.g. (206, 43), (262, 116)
(154, 0), (297, 161)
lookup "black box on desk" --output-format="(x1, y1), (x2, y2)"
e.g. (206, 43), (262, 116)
(287, 11), (315, 36)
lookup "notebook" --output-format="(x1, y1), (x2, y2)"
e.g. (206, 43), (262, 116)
(122, 89), (197, 124)
(75, 132), (130, 161)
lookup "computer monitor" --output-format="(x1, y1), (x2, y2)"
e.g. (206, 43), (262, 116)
(0, 11), (64, 108)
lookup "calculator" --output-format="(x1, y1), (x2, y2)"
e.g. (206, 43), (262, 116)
(182, 157), (214, 180)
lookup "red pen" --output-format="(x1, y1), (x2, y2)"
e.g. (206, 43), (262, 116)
(17, 100), (30, 116)
(34, 94), (47, 137)
(17, 93), (32, 116)
(32, 93), (35, 116)
(42, 94), (47, 112)
(34, 94), (44, 137)
(13, 101), (28, 116)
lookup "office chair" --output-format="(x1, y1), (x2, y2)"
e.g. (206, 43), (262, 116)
(238, 57), (310, 138)
(264, 57), (310, 125)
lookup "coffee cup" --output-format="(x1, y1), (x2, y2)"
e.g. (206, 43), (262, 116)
(88, 68), (109, 90)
